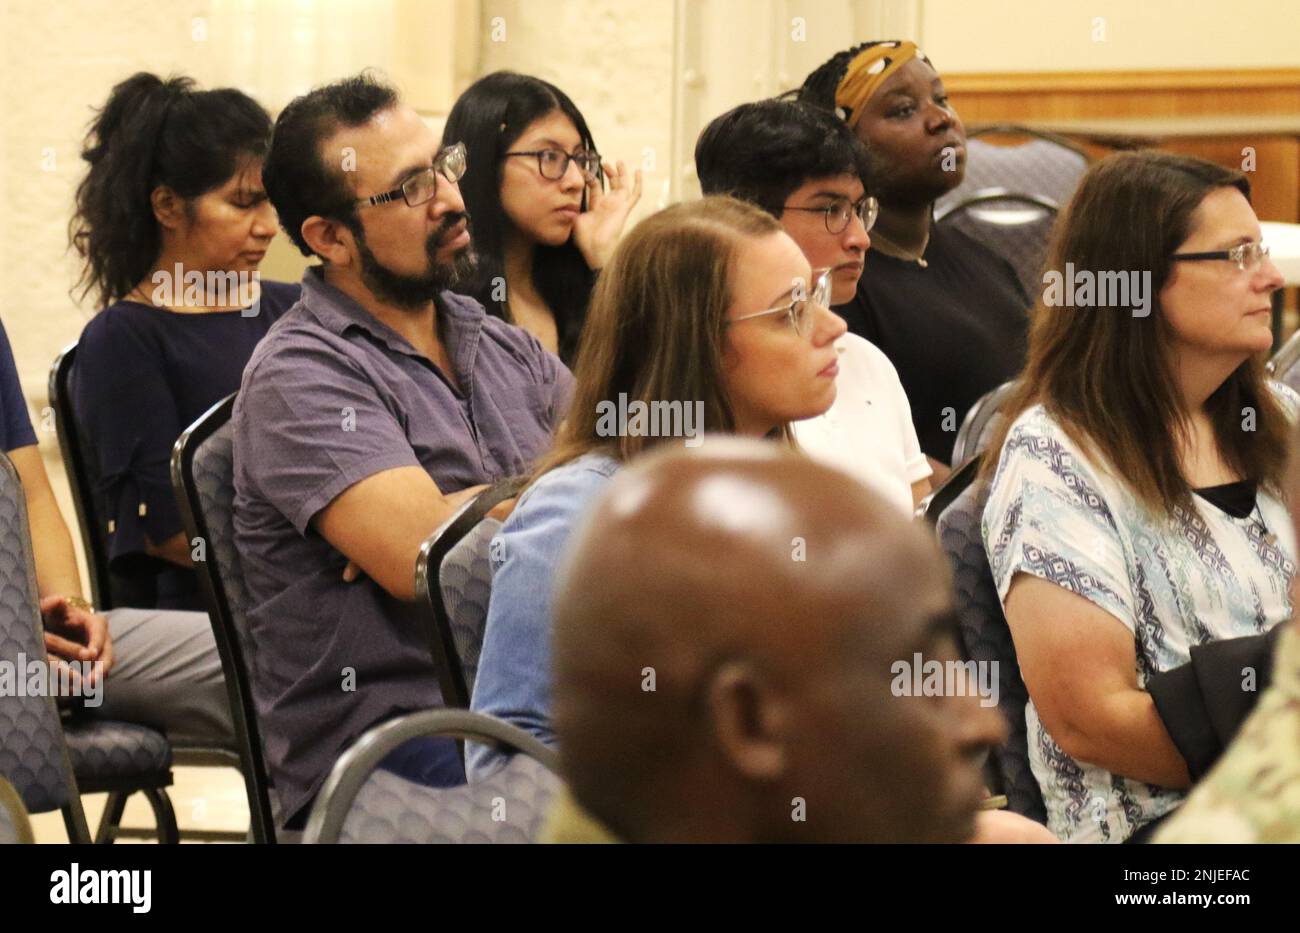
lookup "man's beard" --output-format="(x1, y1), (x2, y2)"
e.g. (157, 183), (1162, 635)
(352, 212), (479, 310)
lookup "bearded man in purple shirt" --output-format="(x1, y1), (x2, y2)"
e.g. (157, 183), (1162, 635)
(235, 74), (573, 829)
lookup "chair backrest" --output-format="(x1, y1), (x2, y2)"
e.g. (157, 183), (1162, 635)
(49, 343), (117, 609)
(49, 342), (165, 609)
(939, 129), (1089, 210)
(340, 750), (558, 844)
(952, 380), (1017, 466)
(0, 452), (90, 838)
(1267, 327), (1300, 394)
(303, 708), (562, 844)
(416, 478), (525, 709)
(171, 393), (278, 842)
(438, 517), (502, 700)
(935, 478), (1046, 823)
(921, 453), (982, 526)
(936, 187), (1059, 300)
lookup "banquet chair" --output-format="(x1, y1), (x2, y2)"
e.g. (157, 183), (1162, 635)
(936, 189), (1059, 300)
(303, 709), (561, 844)
(0, 450), (177, 843)
(53, 343), (244, 843)
(935, 476), (1047, 823)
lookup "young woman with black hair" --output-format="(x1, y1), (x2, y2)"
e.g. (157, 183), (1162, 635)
(799, 42), (1030, 478)
(69, 72), (300, 610)
(442, 71), (641, 364)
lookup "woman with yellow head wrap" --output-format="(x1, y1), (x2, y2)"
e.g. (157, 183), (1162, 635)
(796, 42), (1031, 477)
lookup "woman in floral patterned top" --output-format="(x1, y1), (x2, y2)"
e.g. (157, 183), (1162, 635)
(981, 151), (1296, 843)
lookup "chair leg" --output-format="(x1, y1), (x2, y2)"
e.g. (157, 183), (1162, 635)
(141, 787), (180, 844)
(93, 791), (129, 844)
(62, 804), (92, 844)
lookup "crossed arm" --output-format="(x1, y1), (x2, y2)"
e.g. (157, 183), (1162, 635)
(312, 465), (487, 602)
(1004, 573), (1191, 790)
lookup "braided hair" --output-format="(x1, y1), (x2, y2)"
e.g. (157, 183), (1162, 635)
(796, 41), (888, 122)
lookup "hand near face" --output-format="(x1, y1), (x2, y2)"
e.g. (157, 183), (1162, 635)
(41, 595), (114, 687)
(573, 160), (643, 272)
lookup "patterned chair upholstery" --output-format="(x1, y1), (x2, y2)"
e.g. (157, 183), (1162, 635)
(303, 708), (561, 844)
(936, 189), (1059, 300)
(0, 454), (78, 818)
(936, 478), (1047, 823)
(173, 394), (281, 842)
(64, 720), (172, 781)
(438, 517), (502, 699)
(938, 135), (1089, 216)
(935, 133), (1084, 301)
(340, 753), (559, 844)
(416, 478), (523, 709)
(0, 452), (178, 841)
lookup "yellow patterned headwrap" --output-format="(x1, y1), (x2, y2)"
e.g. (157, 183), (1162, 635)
(835, 41), (932, 131)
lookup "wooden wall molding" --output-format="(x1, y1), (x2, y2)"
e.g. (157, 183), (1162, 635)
(945, 68), (1300, 95)
(942, 68), (1300, 223)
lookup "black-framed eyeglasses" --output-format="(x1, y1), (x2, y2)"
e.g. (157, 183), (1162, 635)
(783, 195), (879, 235)
(503, 148), (602, 181)
(358, 142), (468, 209)
(728, 269), (833, 338)
(1170, 241), (1271, 273)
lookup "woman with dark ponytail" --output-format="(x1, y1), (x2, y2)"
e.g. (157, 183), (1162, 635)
(69, 72), (300, 610)
(442, 71), (641, 364)
(798, 42), (1029, 479)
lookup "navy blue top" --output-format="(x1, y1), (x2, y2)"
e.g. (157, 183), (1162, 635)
(74, 280), (300, 609)
(0, 319), (37, 452)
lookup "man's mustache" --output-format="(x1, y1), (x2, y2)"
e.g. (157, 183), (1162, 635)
(430, 211), (471, 249)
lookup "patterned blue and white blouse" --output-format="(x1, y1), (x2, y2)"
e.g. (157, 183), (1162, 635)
(983, 391), (1298, 843)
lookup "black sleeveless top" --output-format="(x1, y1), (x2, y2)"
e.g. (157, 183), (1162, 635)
(1193, 479), (1258, 519)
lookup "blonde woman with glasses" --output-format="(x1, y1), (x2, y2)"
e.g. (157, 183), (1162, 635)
(469, 196), (847, 779)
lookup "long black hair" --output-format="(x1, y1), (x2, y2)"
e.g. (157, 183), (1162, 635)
(70, 72), (273, 308)
(442, 71), (601, 364)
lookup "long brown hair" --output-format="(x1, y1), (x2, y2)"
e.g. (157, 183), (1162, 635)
(981, 150), (1289, 515)
(534, 195), (787, 478)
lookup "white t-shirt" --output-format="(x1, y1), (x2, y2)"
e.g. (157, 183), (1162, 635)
(793, 333), (931, 516)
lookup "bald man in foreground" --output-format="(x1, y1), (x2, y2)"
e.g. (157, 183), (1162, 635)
(541, 439), (1053, 843)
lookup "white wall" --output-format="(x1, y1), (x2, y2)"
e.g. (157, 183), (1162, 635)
(478, 0), (677, 218)
(922, 0), (1300, 73)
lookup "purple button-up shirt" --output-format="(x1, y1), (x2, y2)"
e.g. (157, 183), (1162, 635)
(232, 267), (573, 824)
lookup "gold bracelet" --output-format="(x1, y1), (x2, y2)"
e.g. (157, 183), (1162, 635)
(64, 595), (95, 613)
